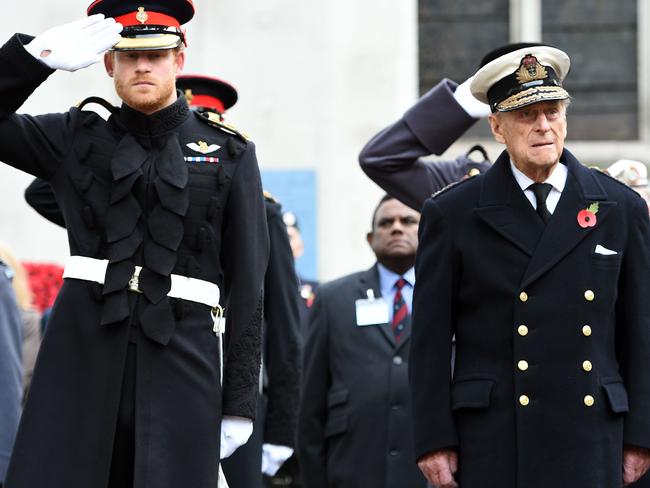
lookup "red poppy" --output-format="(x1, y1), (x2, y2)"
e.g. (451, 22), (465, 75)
(577, 203), (599, 229)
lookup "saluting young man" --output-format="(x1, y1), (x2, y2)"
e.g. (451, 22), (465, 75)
(1, 2), (269, 487)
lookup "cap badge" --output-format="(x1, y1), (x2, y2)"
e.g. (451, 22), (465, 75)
(184, 89), (194, 104)
(187, 141), (220, 154)
(136, 7), (149, 24)
(516, 55), (548, 84)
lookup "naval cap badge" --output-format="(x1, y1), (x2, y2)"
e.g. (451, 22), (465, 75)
(515, 54), (548, 85)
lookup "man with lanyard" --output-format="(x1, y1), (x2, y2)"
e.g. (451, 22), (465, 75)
(1, 2), (269, 487)
(298, 195), (427, 488)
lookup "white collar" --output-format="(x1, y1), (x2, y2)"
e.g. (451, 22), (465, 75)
(377, 263), (415, 288)
(509, 160), (568, 193)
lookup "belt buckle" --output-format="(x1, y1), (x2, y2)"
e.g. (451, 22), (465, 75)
(128, 266), (142, 293)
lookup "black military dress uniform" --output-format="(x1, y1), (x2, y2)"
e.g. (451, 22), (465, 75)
(23, 181), (302, 488)
(0, 31), (269, 488)
(410, 149), (650, 487)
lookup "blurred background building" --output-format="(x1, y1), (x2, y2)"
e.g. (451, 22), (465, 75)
(0, 0), (647, 284)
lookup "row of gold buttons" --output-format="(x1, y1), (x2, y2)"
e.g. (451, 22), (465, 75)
(519, 290), (596, 303)
(519, 395), (595, 407)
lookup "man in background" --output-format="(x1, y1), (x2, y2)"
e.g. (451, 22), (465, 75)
(298, 195), (427, 488)
(0, 258), (22, 488)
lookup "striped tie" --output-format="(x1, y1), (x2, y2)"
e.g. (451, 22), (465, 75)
(391, 278), (409, 341)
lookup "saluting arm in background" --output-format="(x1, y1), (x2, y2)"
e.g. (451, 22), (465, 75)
(358, 77), (491, 211)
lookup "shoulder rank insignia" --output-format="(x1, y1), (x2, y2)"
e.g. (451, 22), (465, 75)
(200, 111), (251, 141)
(187, 141), (220, 154)
(431, 174), (476, 198)
(263, 190), (279, 204)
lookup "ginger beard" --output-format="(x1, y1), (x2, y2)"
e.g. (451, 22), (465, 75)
(106, 49), (184, 115)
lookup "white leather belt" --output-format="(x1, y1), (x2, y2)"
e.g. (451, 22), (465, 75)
(63, 256), (221, 308)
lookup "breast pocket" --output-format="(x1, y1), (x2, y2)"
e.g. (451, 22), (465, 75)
(590, 250), (623, 269)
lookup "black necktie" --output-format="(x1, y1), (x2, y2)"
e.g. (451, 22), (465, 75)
(529, 183), (553, 224)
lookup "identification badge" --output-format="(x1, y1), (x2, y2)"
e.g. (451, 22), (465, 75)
(356, 289), (389, 326)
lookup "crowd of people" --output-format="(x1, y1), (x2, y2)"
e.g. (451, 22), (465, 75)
(1, 2), (650, 488)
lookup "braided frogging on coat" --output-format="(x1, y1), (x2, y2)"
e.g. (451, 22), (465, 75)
(222, 292), (264, 419)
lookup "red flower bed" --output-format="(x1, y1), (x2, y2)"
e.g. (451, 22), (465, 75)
(22, 262), (64, 313)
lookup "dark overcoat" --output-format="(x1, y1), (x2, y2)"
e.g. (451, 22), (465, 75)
(358, 78), (491, 211)
(409, 149), (650, 488)
(298, 266), (427, 488)
(1, 34), (269, 488)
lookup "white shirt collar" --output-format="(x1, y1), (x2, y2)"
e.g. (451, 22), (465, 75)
(509, 160), (568, 193)
(377, 263), (415, 289)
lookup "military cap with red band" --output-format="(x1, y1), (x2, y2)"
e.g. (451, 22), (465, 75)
(87, 0), (194, 50)
(177, 75), (238, 115)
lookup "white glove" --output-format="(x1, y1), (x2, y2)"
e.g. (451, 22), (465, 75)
(453, 75), (492, 119)
(220, 416), (254, 459)
(261, 443), (294, 476)
(24, 14), (122, 72)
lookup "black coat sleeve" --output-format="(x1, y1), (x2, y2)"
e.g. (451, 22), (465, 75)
(297, 289), (330, 488)
(0, 34), (76, 180)
(24, 178), (65, 227)
(617, 195), (650, 449)
(358, 79), (481, 211)
(262, 200), (302, 447)
(409, 198), (459, 459)
(221, 141), (270, 419)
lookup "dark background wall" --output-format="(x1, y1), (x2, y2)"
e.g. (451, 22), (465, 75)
(418, 0), (638, 141)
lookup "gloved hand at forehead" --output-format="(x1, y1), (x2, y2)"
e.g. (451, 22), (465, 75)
(25, 14), (122, 72)
(454, 75), (492, 119)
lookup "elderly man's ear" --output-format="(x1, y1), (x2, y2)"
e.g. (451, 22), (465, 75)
(488, 114), (506, 144)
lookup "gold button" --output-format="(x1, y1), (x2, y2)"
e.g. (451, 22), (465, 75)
(582, 325), (592, 337)
(584, 395), (595, 407)
(518, 360), (529, 371)
(519, 292), (528, 302)
(584, 290), (595, 301)
(519, 395), (530, 406)
(518, 325), (529, 336)
(468, 168), (480, 177)
(582, 360), (593, 372)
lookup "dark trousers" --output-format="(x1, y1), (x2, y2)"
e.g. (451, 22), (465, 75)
(107, 342), (136, 488)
